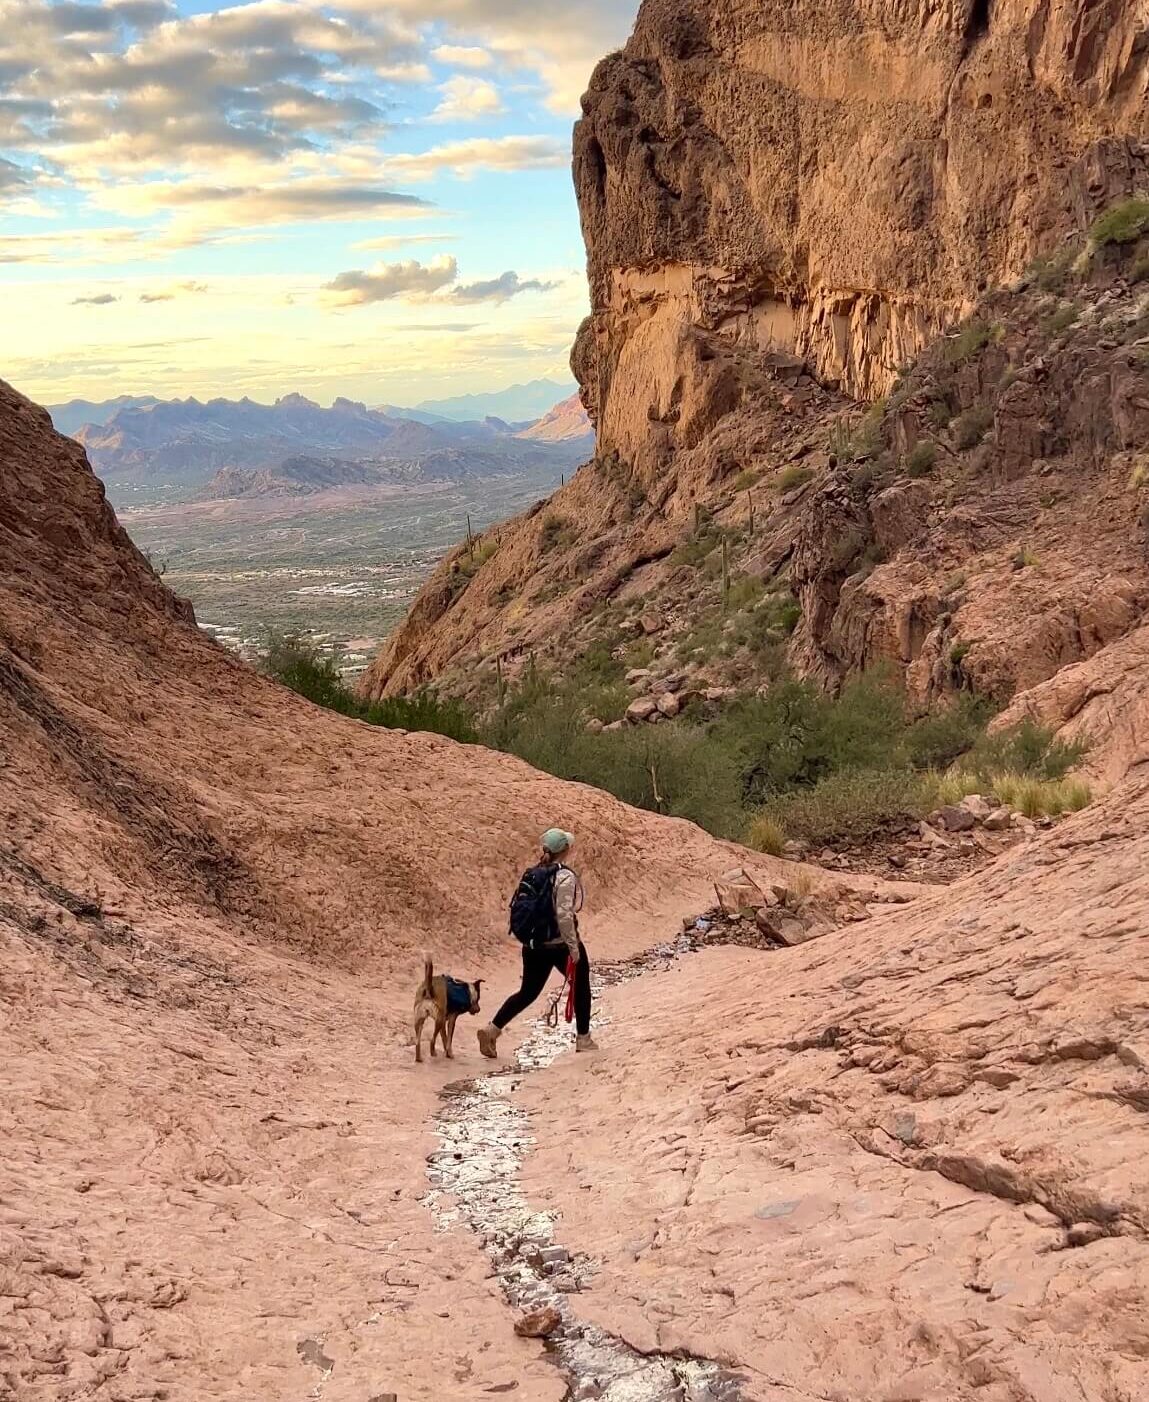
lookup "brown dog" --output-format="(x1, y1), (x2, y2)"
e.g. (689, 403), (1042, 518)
(413, 954), (482, 1064)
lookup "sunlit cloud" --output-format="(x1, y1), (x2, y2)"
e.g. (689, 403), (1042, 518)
(431, 75), (504, 122)
(322, 254), (561, 307)
(351, 232), (458, 251)
(431, 43), (492, 70)
(323, 254), (459, 305)
(386, 134), (566, 180)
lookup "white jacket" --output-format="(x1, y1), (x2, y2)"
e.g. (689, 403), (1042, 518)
(553, 865), (583, 960)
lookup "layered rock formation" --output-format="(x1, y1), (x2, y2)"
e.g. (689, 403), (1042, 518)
(363, 0), (1149, 768)
(574, 0), (1149, 462)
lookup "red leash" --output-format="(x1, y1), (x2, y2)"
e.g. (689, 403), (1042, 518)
(564, 957), (575, 1025)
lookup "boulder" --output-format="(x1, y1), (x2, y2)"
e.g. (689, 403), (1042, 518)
(585, 718), (605, 735)
(515, 1306), (562, 1339)
(959, 794), (994, 823)
(603, 719), (625, 733)
(983, 807), (1013, 831)
(639, 611), (664, 636)
(933, 805), (978, 833)
(625, 667), (652, 686)
(625, 696), (659, 725)
(656, 691), (681, 718)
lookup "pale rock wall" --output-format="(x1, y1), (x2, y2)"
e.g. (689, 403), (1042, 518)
(573, 0), (1149, 467)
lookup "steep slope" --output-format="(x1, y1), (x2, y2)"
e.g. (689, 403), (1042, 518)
(517, 393), (595, 444)
(362, 0), (1149, 770)
(524, 781), (1149, 1399)
(0, 376), (791, 1401)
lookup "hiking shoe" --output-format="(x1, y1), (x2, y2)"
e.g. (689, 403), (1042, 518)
(576, 1034), (599, 1053)
(478, 1025), (501, 1060)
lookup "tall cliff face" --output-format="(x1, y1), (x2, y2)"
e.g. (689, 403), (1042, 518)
(573, 0), (1149, 472)
(363, 0), (1149, 743)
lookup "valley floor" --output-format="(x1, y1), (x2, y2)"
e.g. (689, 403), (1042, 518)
(6, 776), (1149, 1402)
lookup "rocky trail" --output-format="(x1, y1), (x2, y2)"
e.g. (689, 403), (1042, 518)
(427, 937), (748, 1402)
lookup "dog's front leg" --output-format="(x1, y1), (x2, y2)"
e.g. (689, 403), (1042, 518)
(446, 1015), (457, 1059)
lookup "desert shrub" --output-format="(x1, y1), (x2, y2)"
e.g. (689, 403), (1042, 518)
(732, 468), (763, 492)
(727, 575), (766, 612)
(969, 717), (1085, 781)
(746, 815), (786, 857)
(778, 465), (815, 493)
(989, 773), (1092, 818)
(953, 404), (994, 449)
(1011, 545), (1039, 570)
(1132, 254), (1149, 285)
(262, 633), (356, 714)
(362, 693), (478, 743)
(945, 320), (995, 365)
(1043, 304), (1079, 335)
(1130, 459), (1148, 491)
(906, 441), (938, 478)
(261, 634), (478, 740)
(539, 514), (576, 554)
(1090, 196), (1149, 248)
(758, 768), (940, 845)
(904, 694), (993, 771)
(1030, 245), (1079, 294)
(929, 398), (954, 429)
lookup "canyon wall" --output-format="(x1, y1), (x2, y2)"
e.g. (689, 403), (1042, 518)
(573, 0), (1149, 475)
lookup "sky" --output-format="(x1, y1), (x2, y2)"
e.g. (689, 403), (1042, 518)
(0, 0), (640, 406)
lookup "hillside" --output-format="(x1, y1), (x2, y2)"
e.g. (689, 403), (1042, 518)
(362, 2), (1149, 732)
(517, 392), (594, 444)
(0, 374), (781, 1398)
(5, 365), (1149, 1400)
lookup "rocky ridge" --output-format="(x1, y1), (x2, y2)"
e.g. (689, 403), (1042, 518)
(362, 0), (1149, 781)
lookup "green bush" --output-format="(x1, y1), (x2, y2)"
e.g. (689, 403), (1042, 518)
(969, 717), (1085, 781)
(906, 441), (938, 478)
(259, 634), (477, 740)
(262, 634), (357, 714)
(953, 405), (994, 450)
(758, 768), (940, 845)
(777, 465), (815, 493)
(1090, 196), (1149, 247)
(945, 320), (995, 365)
(1043, 304), (1079, 335)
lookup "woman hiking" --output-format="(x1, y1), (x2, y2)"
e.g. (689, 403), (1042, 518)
(478, 829), (597, 1058)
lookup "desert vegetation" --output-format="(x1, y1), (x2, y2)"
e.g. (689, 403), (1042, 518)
(263, 636), (1089, 851)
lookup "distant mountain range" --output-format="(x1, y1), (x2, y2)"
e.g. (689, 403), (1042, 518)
(409, 378), (577, 423)
(54, 389), (593, 491)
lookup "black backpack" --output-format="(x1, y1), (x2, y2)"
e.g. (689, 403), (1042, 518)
(509, 863), (559, 947)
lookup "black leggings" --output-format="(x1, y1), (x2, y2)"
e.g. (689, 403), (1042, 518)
(493, 941), (591, 1036)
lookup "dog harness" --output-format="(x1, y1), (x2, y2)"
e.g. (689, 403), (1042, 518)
(445, 977), (473, 1016)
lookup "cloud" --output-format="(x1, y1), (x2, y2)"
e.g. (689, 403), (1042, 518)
(323, 254), (460, 305)
(139, 279), (209, 303)
(0, 154), (29, 194)
(449, 270), (556, 303)
(386, 135), (567, 181)
(431, 43), (492, 70)
(0, 226), (147, 263)
(95, 177), (433, 244)
(322, 255), (560, 308)
(431, 75), (504, 122)
(71, 293), (119, 305)
(0, 0), (422, 172)
(352, 232), (457, 250)
(376, 0), (635, 110)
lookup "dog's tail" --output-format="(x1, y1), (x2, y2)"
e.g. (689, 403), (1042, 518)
(418, 952), (434, 1000)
